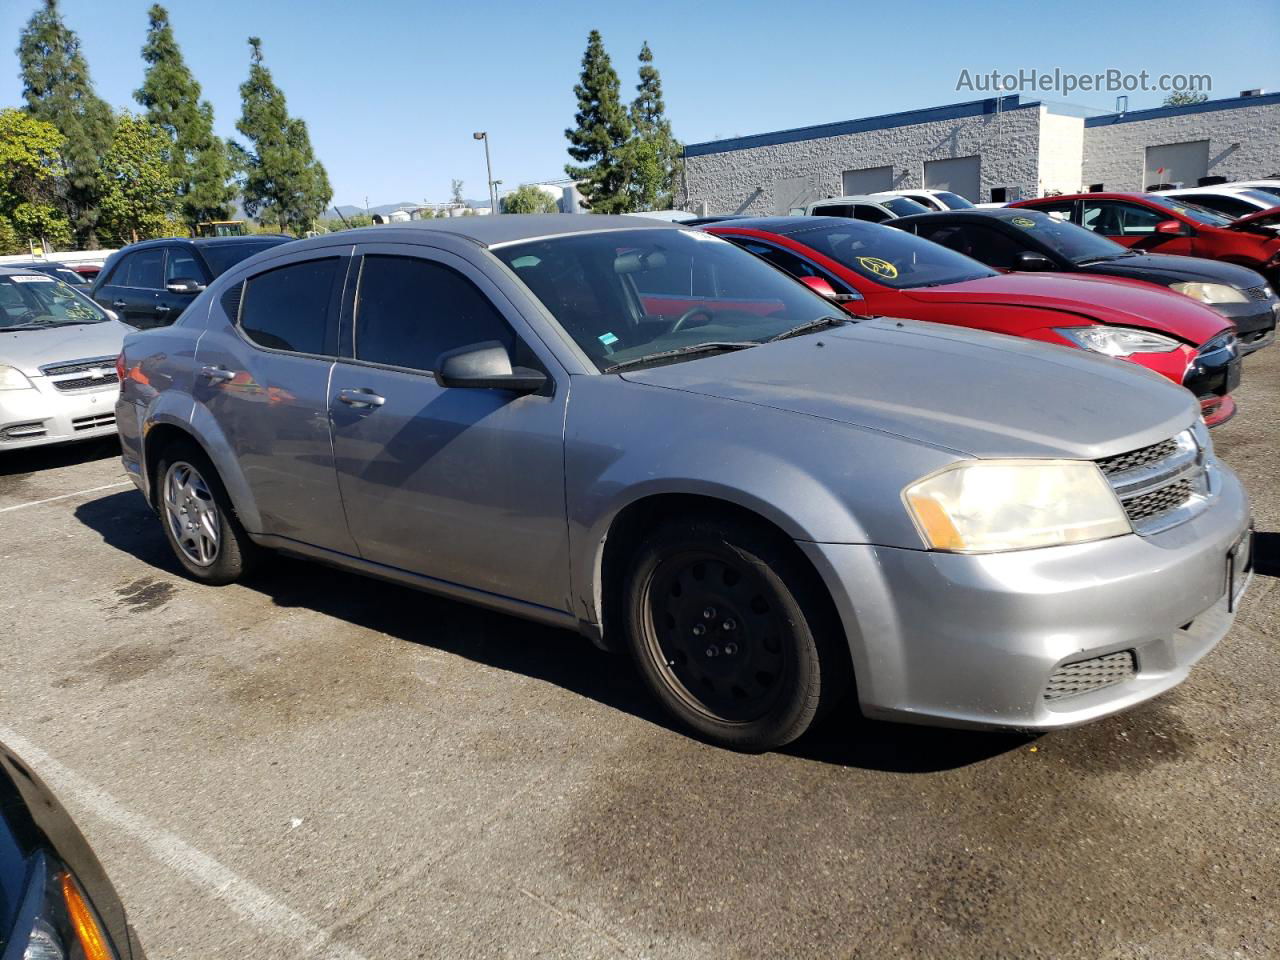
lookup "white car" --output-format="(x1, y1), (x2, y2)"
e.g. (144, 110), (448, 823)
(1155, 185), (1280, 225)
(792, 193), (930, 222)
(1227, 179), (1280, 201)
(876, 188), (976, 211)
(0, 267), (129, 449)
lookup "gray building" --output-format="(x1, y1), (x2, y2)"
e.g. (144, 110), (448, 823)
(683, 91), (1280, 215)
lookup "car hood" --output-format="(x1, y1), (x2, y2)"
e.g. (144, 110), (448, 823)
(1082, 252), (1268, 288)
(1230, 207), (1280, 231)
(899, 272), (1229, 344)
(619, 318), (1196, 460)
(0, 321), (130, 376)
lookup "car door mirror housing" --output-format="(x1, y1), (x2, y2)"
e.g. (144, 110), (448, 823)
(798, 274), (861, 304)
(436, 341), (547, 392)
(1155, 219), (1188, 236)
(1016, 251), (1056, 271)
(166, 277), (206, 294)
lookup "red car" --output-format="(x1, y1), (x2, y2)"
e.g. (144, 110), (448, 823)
(1011, 192), (1280, 285)
(702, 217), (1241, 425)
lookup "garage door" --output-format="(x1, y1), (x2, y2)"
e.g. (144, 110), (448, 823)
(924, 156), (981, 201)
(1144, 141), (1209, 190)
(841, 165), (893, 195)
(774, 175), (821, 215)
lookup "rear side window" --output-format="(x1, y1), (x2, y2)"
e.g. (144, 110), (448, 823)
(353, 255), (514, 373)
(239, 258), (339, 354)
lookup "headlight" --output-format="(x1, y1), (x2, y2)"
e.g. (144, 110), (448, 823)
(9, 851), (119, 959)
(1053, 326), (1181, 357)
(1169, 281), (1248, 304)
(0, 364), (35, 390)
(903, 460), (1131, 553)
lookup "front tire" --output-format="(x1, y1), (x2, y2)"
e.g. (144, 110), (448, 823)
(622, 517), (848, 751)
(156, 440), (258, 585)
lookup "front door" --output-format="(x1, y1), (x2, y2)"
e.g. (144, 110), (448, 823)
(98, 247), (165, 328)
(1080, 199), (1196, 255)
(327, 244), (571, 612)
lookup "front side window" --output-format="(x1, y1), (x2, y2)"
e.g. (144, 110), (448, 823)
(999, 212), (1128, 263)
(811, 204), (854, 218)
(353, 255), (515, 372)
(493, 229), (843, 372)
(731, 238), (857, 294)
(933, 191), (975, 210)
(166, 248), (204, 283)
(1082, 200), (1168, 236)
(114, 248), (164, 289)
(239, 257), (339, 354)
(1025, 201), (1074, 222)
(0, 275), (109, 328)
(202, 240), (289, 277)
(853, 205), (891, 223)
(881, 197), (931, 217)
(787, 222), (997, 289)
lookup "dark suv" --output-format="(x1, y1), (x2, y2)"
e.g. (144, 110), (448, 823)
(90, 235), (293, 328)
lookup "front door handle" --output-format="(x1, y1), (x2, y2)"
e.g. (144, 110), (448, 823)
(200, 365), (235, 383)
(111, 299), (127, 309)
(337, 387), (386, 408)
(155, 304), (171, 314)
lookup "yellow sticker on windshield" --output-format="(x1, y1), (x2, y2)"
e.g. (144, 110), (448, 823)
(1011, 217), (1036, 228)
(857, 256), (898, 279)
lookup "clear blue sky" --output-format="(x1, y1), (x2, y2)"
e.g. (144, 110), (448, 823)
(2, 0), (1277, 210)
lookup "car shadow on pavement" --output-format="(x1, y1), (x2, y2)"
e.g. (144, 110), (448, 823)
(76, 489), (1026, 774)
(0, 436), (120, 477)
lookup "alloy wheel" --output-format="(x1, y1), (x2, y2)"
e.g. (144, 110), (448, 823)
(163, 461), (220, 567)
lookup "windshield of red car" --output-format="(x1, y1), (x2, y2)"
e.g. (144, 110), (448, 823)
(1144, 194), (1235, 227)
(493, 229), (844, 371)
(787, 222), (997, 289)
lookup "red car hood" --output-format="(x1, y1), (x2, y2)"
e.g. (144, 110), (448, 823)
(899, 272), (1229, 345)
(1230, 206), (1280, 230)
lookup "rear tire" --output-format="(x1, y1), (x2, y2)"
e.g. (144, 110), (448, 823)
(156, 439), (259, 585)
(622, 517), (849, 751)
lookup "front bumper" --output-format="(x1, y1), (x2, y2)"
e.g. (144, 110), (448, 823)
(800, 461), (1251, 730)
(0, 377), (118, 450)
(1212, 298), (1277, 356)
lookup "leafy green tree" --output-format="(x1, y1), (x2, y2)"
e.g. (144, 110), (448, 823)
(626, 41), (683, 210)
(135, 4), (235, 231)
(17, 0), (114, 247)
(97, 112), (180, 245)
(1162, 91), (1209, 106)
(564, 30), (632, 213)
(0, 107), (73, 251)
(233, 37), (332, 234)
(501, 184), (560, 214)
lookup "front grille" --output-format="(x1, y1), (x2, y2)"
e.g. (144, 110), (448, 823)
(1045, 651), (1137, 701)
(1245, 284), (1272, 301)
(1097, 438), (1177, 476)
(1097, 430), (1208, 534)
(0, 421), (46, 441)
(72, 413), (115, 431)
(40, 356), (118, 377)
(52, 373), (119, 391)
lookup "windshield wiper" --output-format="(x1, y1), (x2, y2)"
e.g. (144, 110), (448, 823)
(765, 315), (850, 342)
(603, 341), (758, 373)
(1075, 253), (1134, 264)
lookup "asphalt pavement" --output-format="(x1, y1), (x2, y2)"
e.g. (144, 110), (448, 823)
(2, 347), (1277, 959)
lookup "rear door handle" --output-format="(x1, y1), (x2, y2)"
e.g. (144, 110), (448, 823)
(111, 299), (127, 309)
(155, 304), (171, 314)
(337, 387), (386, 408)
(200, 365), (234, 383)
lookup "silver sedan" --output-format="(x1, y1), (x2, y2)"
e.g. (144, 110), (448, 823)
(115, 216), (1252, 750)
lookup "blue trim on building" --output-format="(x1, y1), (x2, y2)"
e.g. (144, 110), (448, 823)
(683, 95), (1035, 159)
(1085, 92), (1280, 127)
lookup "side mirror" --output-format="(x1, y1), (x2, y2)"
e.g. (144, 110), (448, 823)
(798, 274), (861, 304)
(1155, 219), (1188, 236)
(165, 277), (206, 295)
(436, 341), (547, 392)
(1015, 251), (1056, 271)
(104, 308), (120, 322)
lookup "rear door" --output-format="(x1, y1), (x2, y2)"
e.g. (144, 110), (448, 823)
(327, 243), (571, 611)
(194, 246), (357, 554)
(96, 248), (166, 327)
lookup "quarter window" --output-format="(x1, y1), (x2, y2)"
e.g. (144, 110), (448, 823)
(353, 255), (515, 373)
(239, 257), (339, 354)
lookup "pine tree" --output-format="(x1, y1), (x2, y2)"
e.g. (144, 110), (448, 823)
(135, 4), (235, 231)
(17, 0), (114, 247)
(233, 37), (332, 234)
(564, 30), (632, 214)
(627, 41), (683, 211)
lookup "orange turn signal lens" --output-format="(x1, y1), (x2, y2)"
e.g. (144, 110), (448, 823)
(60, 872), (114, 960)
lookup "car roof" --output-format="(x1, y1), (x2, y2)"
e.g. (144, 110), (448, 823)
(285, 214), (682, 252)
(112, 235), (294, 252)
(702, 216), (881, 236)
(1017, 192), (1149, 203)
(809, 195), (893, 206)
(892, 208), (1041, 225)
(0, 265), (59, 276)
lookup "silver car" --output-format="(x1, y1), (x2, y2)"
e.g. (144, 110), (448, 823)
(1, 267), (129, 448)
(116, 216), (1252, 751)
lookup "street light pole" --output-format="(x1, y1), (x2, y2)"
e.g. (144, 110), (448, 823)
(473, 131), (497, 215)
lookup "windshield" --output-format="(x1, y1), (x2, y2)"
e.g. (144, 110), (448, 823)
(1002, 212), (1129, 262)
(493, 229), (845, 372)
(882, 197), (931, 217)
(1144, 194), (1234, 227)
(787, 222), (997, 289)
(1248, 185), (1280, 200)
(0, 274), (109, 329)
(934, 192), (975, 209)
(201, 240), (289, 276)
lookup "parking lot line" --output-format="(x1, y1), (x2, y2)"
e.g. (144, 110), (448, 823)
(0, 480), (134, 514)
(0, 727), (370, 960)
